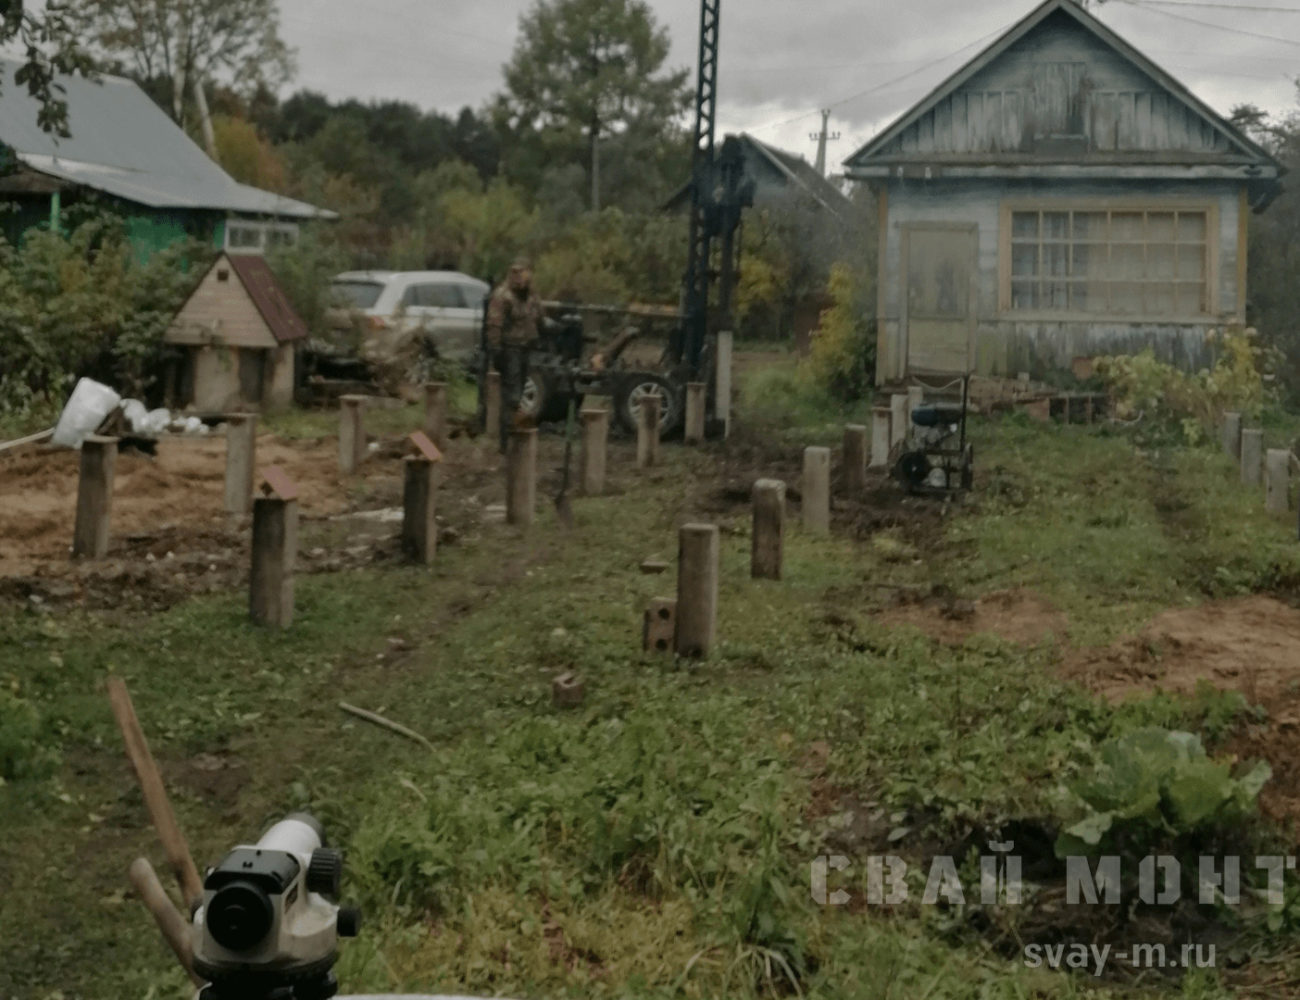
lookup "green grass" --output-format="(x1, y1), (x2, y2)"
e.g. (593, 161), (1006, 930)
(4, 367), (1300, 999)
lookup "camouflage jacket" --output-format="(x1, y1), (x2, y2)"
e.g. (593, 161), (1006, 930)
(485, 285), (542, 349)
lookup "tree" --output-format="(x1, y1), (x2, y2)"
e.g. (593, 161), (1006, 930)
(0, 2), (94, 135)
(498, 0), (690, 212)
(66, 0), (295, 154)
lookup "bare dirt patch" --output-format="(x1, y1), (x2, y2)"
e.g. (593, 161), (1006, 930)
(0, 428), (531, 611)
(1064, 596), (1300, 704)
(876, 586), (1068, 646)
(1063, 596), (1300, 831)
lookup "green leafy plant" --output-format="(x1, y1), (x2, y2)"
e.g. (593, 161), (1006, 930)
(1055, 727), (1270, 858)
(0, 688), (58, 784)
(802, 262), (874, 402)
(1095, 325), (1280, 442)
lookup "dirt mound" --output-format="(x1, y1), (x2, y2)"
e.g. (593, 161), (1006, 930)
(0, 435), (357, 574)
(1065, 596), (1300, 704)
(877, 587), (1068, 646)
(1063, 596), (1300, 831)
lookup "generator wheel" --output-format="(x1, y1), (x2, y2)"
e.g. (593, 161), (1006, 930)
(893, 450), (930, 491)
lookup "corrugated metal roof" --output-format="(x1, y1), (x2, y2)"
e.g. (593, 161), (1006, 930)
(227, 254), (310, 343)
(0, 59), (334, 219)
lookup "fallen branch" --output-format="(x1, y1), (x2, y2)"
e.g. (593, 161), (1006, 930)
(0, 427), (54, 454)
(128, 858), (203, 987)
(339, 701), (434, 752)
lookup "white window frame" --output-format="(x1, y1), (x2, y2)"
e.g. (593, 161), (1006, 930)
(225, 219), (300, 255)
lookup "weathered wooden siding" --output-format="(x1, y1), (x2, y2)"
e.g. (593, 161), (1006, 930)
(166, 256), (278, 349)
(879, 10), (1236, 161)
(875, 177), (1243, 382)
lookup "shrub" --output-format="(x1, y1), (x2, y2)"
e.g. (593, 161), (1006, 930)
(1095, 325), (1280, 443)
(0, 216), (212, 419)
(803, 262), (874, 401)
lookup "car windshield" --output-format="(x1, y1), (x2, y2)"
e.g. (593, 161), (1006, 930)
(329, 280), (385, 309)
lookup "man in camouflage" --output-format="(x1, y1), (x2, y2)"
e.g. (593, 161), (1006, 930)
(485, 257), (543, 452)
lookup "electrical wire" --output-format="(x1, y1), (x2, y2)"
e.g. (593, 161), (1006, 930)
(1135, 0), (1300, 12)
(746, 16), (1024, 133)
(1114, 0), (1300, 47)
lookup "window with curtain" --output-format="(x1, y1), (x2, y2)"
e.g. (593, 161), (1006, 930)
(1007, 207), (1209, 318)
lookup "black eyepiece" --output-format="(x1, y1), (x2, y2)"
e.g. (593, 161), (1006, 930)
(207, 880), (275, 951)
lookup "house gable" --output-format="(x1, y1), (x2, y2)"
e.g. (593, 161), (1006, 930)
(166, 253), (279, 349)
(846, 0), (1279, 172)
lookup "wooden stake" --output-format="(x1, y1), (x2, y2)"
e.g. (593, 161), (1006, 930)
(675, 523), (719, 658)
(752, 479), (786, 580)
(580, 408), (609, 496)
(106, 677), (204, 909)
(684, 382), (706, 444)
(73, 436), (117, 559)
(250, 496), (298, 627)
(223, 413), (257, 517)
(423, 382), (449, 450)
(339, 395), (366, 474)
(506, 427), (537, 525)
(802, 446), (831, 533)
(843, 425), (868, 494)
(128, 858), (202, 986)
(402, 456), (438, 564)
(637, 394), (662, 468)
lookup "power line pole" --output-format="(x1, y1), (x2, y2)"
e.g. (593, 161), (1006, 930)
(810, 109), (840, 176)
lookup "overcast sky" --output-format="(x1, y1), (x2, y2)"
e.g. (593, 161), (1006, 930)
(272, 0), (1300, 167)
(13, 0), (1300, 165)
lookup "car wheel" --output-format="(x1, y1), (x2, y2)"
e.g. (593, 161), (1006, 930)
(616, 374), (682, 435)
(518, 373), (546, 422)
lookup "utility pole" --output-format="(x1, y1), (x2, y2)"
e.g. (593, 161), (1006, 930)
(810, 109), (840, 177)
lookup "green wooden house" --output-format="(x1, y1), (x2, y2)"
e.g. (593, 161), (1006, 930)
(0, 58), (333, 255)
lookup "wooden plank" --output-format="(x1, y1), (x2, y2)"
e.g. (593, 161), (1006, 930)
(0, 427), (53, 454)
(408, 430), (443, 463)
(259, 464), (299, 501)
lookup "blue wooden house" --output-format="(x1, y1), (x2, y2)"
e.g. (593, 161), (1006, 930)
(843, 0), (1284, 383)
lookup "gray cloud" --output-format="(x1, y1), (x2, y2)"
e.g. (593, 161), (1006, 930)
(274, 0), (1300, 162)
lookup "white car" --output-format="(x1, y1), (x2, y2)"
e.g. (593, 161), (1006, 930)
(328, 270), (491, 364)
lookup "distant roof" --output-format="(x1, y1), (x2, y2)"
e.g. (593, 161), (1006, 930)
(740, 134), (853, 218)
(664, 133), (854, 219)
(226, 253), (309, 343)
(0, 59), (334, 219)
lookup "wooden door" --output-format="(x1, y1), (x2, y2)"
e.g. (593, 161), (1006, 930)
(239, 348), (268, 405)
(904, 225), (976, 375)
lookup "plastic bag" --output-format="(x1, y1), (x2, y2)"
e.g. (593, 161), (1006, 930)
(51, 378), (121, 448)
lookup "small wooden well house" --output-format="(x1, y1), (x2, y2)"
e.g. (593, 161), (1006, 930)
(165, 252), (308, 412)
